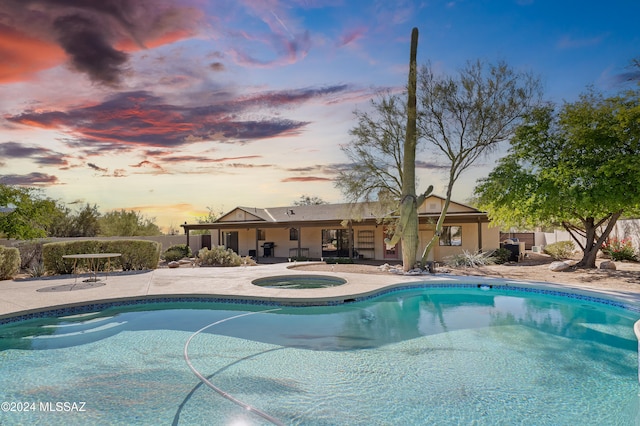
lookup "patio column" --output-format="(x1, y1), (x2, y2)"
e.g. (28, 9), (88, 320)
(255, 229), (260, 262)
(348, 221), (353, 259)
(477, 218), (483, 252)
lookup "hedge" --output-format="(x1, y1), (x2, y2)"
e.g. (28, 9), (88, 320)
(43, 240), (161, 275)
(0, 246), (20, 280)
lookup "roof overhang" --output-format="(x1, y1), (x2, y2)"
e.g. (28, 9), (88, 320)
(180, 212), (490, 232)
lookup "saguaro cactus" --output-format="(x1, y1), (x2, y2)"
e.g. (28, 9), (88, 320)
(384, 27), (432, 272)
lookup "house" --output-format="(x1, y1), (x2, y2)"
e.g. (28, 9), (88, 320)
(180, 195), (500, 262)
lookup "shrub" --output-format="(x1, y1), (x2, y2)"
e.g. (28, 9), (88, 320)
(43, 240), (161, 274)
(162, 244), (192, 260)
(29, 262), (46, 278)
(445, 250), (496, 268)
(108, 240), (161, 271)
(241, 256), (257, 266)
(197, 246), (243, 267)
(601, 237), (637, 261)
(162, 249), (185, 262)
(16, 241), (44, 270)
(0, 246), (20, 280)
(543, 241), (575, 260)
(323, 257), (354, 264)
(489, 247), (512, 264)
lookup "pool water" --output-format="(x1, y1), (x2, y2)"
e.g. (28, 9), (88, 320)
(0, 286), (639, 425)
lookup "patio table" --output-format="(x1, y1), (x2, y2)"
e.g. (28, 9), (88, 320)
(62, 253), (121, 283)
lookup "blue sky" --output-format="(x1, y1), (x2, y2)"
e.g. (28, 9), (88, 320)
(0, 0), (638, 232)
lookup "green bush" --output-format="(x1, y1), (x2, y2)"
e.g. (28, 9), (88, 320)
(162, 244), (192, 260)
(0, 246), (20, 280)
(446, 250), (495, 267)
(43, 240), (161, 275)
(197, 246), (243, 267)
(490, 247), (512, 264)
(107, 240), (161, 271)
(323, 257), (355, 264)
(162, 249), (185, 262)
(543, 241), (575, 260)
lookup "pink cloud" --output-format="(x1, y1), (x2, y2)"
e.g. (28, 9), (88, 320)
(338, 27), (367, 47)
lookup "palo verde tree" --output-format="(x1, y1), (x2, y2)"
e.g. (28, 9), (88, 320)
(418, 60), (542, 265)
(335, 92), (408, 209)
(293, 195), (328, 206)
(474, 87), (640, 268)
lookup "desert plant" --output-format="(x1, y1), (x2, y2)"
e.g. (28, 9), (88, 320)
(601, 237), (637, 261)
(162, 249), (185, 262)
(489, 247), (512, 264)
(197, 246), (243, 267)
(16, 241), (44, 270)
(29, 262), (46, 278)
(162, 244), (192, 260)
(0, 246), (20, 280)
(240, 256), (257, 266)
(543, 241), (575, 260)
(446, 250), (496, 268)
(323, 257), (355, 264)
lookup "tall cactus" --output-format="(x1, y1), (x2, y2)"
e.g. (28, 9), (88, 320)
(384, 27), (432, 272)
(399, 27), (419, 272)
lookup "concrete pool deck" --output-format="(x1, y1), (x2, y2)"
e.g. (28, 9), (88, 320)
(2, 262), (640, 321)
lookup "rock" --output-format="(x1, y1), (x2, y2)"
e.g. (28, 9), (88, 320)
(599, 261), (617, 270)
(378, 263), (391, 271)
(168, 261), (180, 268)
(549, 261), (571, 272)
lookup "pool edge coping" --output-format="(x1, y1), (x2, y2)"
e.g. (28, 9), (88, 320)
(2, 276), (640, 325)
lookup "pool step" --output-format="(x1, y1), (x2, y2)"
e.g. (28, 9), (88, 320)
(24, 321), (126, 349)
(43, 316), (116, 330)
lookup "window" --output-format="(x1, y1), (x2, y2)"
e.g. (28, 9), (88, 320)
(439, 226), (462, 246)
(289, 228), (299, 241)
(257, 229), (265, 240)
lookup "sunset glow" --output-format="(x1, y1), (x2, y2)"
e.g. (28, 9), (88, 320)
(1, 0), (637, 232)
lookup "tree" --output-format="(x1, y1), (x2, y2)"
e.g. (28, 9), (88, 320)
(98, 209), (162, 236)
(48, 203), (101, 237)
(190, 206), (224, 235)
(418, 60), (542, 265)
(293, 195), (328, 206)
(0, 185), (57, 239)
(335, 92), (408, 209)
(73, 204), (101, 237)
(474, 88), (640, 268)
(47, 202), (76, 237)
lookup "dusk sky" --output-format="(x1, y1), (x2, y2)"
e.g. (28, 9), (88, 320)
(1, 0), (638, 232)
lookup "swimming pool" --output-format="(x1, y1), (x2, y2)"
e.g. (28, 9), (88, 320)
(1, 284), (639, 425)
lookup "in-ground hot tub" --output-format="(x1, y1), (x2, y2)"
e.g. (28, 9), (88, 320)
(252, 274), (347, 289)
